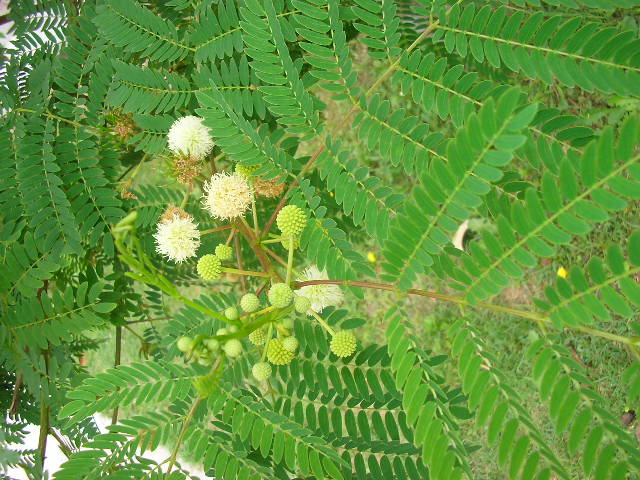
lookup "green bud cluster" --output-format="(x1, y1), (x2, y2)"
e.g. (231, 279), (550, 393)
(240, 293), (260, 313)
(215, 243), (233, 261)
(224, 306), (239, 320)
(330, 330), (357, 358)
(249, 327), (267, 346)
(267, 338), (295, 365)
(281, 336), (298, 353)
(197, 254), (222, 280)
(252, 362), (272, 381)
(276, 205), (307, 238)
(294, 296), (311, 314)
(268, 283), (293, 308)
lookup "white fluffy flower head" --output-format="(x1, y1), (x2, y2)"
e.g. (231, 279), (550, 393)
(295, 265), (343, 314)
(202, 172), (253, 220)
(167, 116), (214, 160)
(154, 214), (200, 263)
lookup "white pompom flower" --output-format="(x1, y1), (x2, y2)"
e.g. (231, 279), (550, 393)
(167, 116), (214, 160)
(153, 214), (201, 263)
(202, 172), (253, 220)
(295, 265), (343, 314)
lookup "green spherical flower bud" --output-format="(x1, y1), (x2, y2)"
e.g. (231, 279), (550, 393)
(268, 283), (293, 308)
(176, 336), (193, 352)
(330, 330), (357, 358)
(224, 306), (239, 321)
(248, 327), (267, 346)
(280, 317), (294, 330)
(215, 244), (233, 261)
(294, 296), (311, 314)
(276, 205), (307, 238)
(223, 339), (243, 358)
(282, 336), (298, 353)
(228, 325), (238, 333)
(267, 339), (295, 365)
(204, 338), (219, 351)
(235, 163), (259, 177)
(240, 293), (260, 313)
(252, 362), (272, 382)
(216, 327), (229, 336)
(197, 254), (222, 281)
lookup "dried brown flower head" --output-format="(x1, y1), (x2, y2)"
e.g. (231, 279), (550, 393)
(160, 205), (190, 223)
(254, 176), (285, 198)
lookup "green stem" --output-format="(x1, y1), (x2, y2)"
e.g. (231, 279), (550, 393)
(15, 108), (101, 132)
(286, 236), (294, 285)
(222, 267), (271, 278)
(121, 154), (148, 186)
(180, 187), (190, 209)
(166, 395), (203, 474)
(310, 311), (336, 336)
(261, 323), (273, 361)
(116, 238), (235, 325)
(259, 237), (284, 245)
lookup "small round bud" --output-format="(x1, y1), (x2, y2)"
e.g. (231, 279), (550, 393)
(228, 325), (238, 333)
(282, 336), (298, 353)
(294, 296), (311, 314)
(330, 331), (357, 358)
(198, 357), (212, 366)
(224, 306), (239, 321)
(249, 327), (267, 346)
(276, 205), (307, 237)
(267, 339), (295, 365)
(204, 338), (219, 351)
(215, 244), (233, 261)
(223, 339), (243, 358)
(240, 293), (260, 313)
(252, 362), (272, 382)
(177, 336), (193, 352)
(216, 328), (229, 336)
(197, 254), (222, 281)
(280, 317), (294, 330)
(268, 283), (293, 308)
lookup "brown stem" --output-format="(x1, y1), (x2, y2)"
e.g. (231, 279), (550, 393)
(236, 219), (282, 283)
(111, 326), (122, 425)
(201, 225), (232, 235)
(9, 374), (23, 418)
(38, 350), (50, 470)
(293, 279), (636, 347)
(263, 246), (288, 268)
(226, 228), (236, 245)
(49, 429), (72, 458)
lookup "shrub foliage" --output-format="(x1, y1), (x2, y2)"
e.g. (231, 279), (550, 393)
(1, 0), (640, 479)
